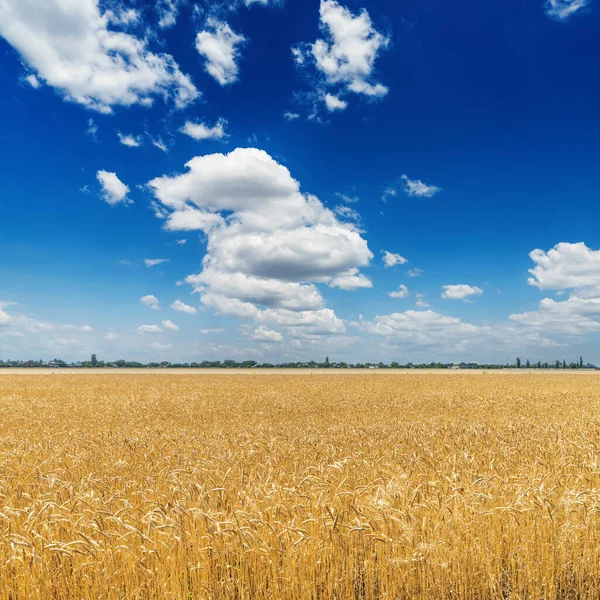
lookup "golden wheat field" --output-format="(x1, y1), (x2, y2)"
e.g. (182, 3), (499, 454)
(2, 373), (600, 599)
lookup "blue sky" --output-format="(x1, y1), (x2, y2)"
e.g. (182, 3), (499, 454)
(1, 0), (600, 364)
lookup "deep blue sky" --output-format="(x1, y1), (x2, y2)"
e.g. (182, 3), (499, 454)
(1, 0), (599, 363)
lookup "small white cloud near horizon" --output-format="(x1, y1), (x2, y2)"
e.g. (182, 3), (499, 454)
(104, 332), (119, 340)
(199, 328), (224, 334)
(382, 251), (407, 268)
(118, 132), (141, 147)
(141, 294), (160, 310)
(195, 19), (246, 86)
(441, 284), (483, 301)
(389, 284), (409, 299)
(162, 319), (180, 331)
(544, 0), (589, 21)
(251, 326), (284, 343)
(401, 175), (441, 198)
(171, 300), (197, 314)
(137, 324), (162, 333)
(150, 341), (172, 351)
(144, 258), (169, 268)
(180, 118), (227, 141)
(96, 170), (130, 205)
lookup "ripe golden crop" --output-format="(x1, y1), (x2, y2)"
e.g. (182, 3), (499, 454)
(1, 373), (600, 599)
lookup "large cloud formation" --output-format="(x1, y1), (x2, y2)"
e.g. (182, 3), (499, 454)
(0, 0), (198, 113)
(148, 148), (372, 335)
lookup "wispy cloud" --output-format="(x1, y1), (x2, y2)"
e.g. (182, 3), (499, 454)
(144, 258), (169, 268)
(544, 0), (589, 21)
(401, 175), (441, 198)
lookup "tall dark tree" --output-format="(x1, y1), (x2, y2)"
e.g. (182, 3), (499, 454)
(563, 359), (567, 369)
(91, 354), (98, 367)
(516, 357), (521, 369)
(580, 356), (584, 369)
(526, 359), (530, 368)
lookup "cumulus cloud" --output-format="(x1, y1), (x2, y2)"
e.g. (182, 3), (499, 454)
(544, 0), (589, 20)
(389, 284), (409, 299)
(180, 118), (227, 141)
(141, 295), (160, 310)
(171, 300), (197, 314)
(195, 19), (246, 86)
(0, 0), (198, 113)
(137, 324), (162, 333)
(294, 0), (389, 112)
(97, 170), (130, 205)
(251, 326), (283, 342)
(25, 74), (41, 88)
(284, 112), (300, 121)
(401, 175), (441, 198)
(118, 132), (141, 147)
(156, 0), (181, 29)
(199, 328), (224, 334)
(148, 148), (373, 336)
(150, 341), (172, 351)
(415, 293), (429, 308)
(144, 258), (168, 267)
(441, 284), (483, 301)
(325, 93), (347, 112)
(162, 319), (179, 331)
(382, 251), (407, 267)
(104, 332), (119, 340)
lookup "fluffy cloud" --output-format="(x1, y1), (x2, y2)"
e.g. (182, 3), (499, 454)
(544, 0), (589, 21)
(118, 133), (141, 147)
(195, 19), (246, 86)
(141, 294), (160, 310)
(162, 319), (179, 331)
(527, 242), (600, 292)
(104, 332), (119, 340)
(382, 251), (407, 267)
(180, 119), (227, 141)
(510, 243), (600, 335)
(137, 324), (162, 333)
(0, 0), (198, 113)
(389, 284), (409, 299)
(441, 285), (483, 301)
(171, 300), (197, 314)
(401, 175), (441, 198)
(251, 326), (283, 342)
(284, 112), (300, 121)
(294, 0), (389, 111)
(156, 0), (181, 29)
(97, 171), (130, 205)
(415, 293), (429, 308)
(148, 148), (372, 336)
(150, 341), (172, 351)
(407, 268), (424, 277)
(144, 258), (168, 267)
(325, 93), (347, 112)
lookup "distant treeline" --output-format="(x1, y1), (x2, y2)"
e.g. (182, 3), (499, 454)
(1, 356), (597, 370)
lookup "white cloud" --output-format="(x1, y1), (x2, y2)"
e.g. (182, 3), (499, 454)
(195, 19), (246, 86)
(25, 73), (40, 88)
(545, 0), (589, 21)
(171, 300), (197, 314)
(334, 205), (361, 223)
(406, 268), (424, 277)
(401, 175), (441, 198)
(199, 328), (224, 334)
(150, 341), (172, 351)
(294, 0), (389, 111)
(144, 258), (168, 267)
(284, 112), (300, 121)
(335, 192), (359, 204)
(176, 239), (187, 246)
(162, 319), (180, 331)
(104, 332), (119, 340)
(137, 324), (162, 333)
(118, 132), (141, 147)
(148, 148), (372, 335)
(324, 93), (347, 112)
(441, 284), (483, 301)
(382, 251), (407, 268)
(0, 0), (199, 113)
(141, 294), (160, 310)
(180, 118), (227, 141)
(251, 326), (283, 342)
(156, 0), (181, 29)
(415, 293), (429, 308)
(389, 284), (409, 299)
(96, 170), (130, 205)
(152, 137), (168, 152)
(86, 118), (98, 140)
